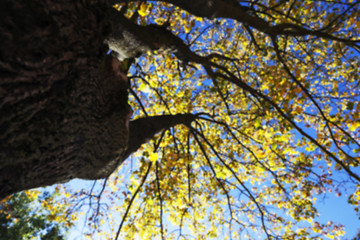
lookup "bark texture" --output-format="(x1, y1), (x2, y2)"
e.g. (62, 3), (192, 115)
(0, 0), (132, 198)
(0, 0), (198, 199)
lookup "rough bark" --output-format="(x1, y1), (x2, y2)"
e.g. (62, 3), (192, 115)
(0, 0), (199, 199)
(0, 0), (132, 198)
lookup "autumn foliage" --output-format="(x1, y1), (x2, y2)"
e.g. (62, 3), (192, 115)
(3, 0), (360, 239)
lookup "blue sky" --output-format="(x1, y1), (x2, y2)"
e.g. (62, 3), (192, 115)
(316, 192), (359, 238)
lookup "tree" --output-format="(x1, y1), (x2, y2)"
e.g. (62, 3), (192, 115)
(1, 0), (359, 238)
(352, 229), (360, 240)
(0, 190), (71, 239)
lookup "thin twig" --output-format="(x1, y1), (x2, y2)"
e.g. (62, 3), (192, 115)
(114, 161), (152, 240)
(156, 162), (165, 240)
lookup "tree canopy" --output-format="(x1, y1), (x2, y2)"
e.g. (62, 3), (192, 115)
(1, 0), (360, 239)
(0, 190), (71, 240)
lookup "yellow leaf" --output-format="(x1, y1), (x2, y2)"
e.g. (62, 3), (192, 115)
(184, 20), (195, 33)
(349, 122), (360, 131)
(138, 3), (149, 17)
(149, 152), (159, 162)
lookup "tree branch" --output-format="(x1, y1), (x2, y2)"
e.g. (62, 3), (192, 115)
(114, 0), (359, 49)
(123, 113), (197, 160)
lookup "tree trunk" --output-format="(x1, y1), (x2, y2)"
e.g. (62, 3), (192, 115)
(0, 0), (199, 200)
(0, 0), (132, 198)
